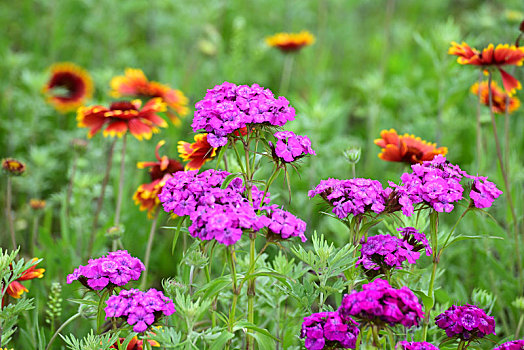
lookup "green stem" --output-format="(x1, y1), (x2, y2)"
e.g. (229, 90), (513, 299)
(258, 166), (281, 212)
(6, 177), (16, 250)
(45, 313), (81, 350)
(227, 246), (239, 330)
(371, 325), (381, 348)
(140, 210), (160, 289)
(89, 138), (116, 257)
(422, 211), (439, 341)
(475, 70), (483, 170)
(113, 134), (127, 251)
(279, 54), (295, 95)
(487, 72), (522, 293)
(439, 208), (469, 254)
(65, 153), (78, 218)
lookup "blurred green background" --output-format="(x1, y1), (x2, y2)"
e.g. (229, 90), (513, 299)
(1, 0), (523, 347)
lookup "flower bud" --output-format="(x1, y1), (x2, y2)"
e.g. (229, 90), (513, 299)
(343, 147), (361, 164)
(513, 296), (524, 310)
(105, 225), (124, 241)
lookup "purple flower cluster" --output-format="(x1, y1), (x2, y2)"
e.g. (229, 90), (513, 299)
(397, 227), (432, 256)
(309, 178), (393, 219)
(469, 177), (502, 209)
(339, 279), (424, 328)
(493, 340), (524, 350)
(390, 155), (466, 216)
(159, 169), (271, 245)
(192, 82), (295, 147)
(67, 250), (145, 290)
(435, 304), (495, 340)
(300, 311), (360, 350)
(396, 341), (439, 350)
(262, 206), (307, 242)
(356, 235), (422, 273)
(272, 131), (315, 163)
(105, 288), (175, 333)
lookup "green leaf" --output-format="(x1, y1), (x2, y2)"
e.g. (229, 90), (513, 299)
(67, 299), (99, 307)
(214, 139), (230, 170)
(241, 270), (291, 288)
(220, 173), (242, 189)
(209, 331), (234, 350)
(194, 275), (232, 299)
(413, 290), (434, 311)
(233, 321), (279, 342)
(167, 216), (187, 255)
(442, 235), (503, 251)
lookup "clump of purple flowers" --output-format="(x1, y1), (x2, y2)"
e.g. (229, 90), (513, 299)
(261, 206), (307, 242)
(397, 227), (432, 256)
(435, 304), (495, 340)
(271, 131), (315, 163)
(309, 178), (393, 219)
(300, 311), (360, 350)
(356, 234), (422, 274)
(396, 341), (439, 350)
(339, 278), (424, 328)
(105, 288), (175, 333)
(159, 169), (269, 245)
(192, 82), (295, 147)
(469, 177), (502, 209)
(493, 340), (524, 350)
(67, 250), (145, 290)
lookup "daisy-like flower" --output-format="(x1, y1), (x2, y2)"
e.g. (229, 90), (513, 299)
(449, 42), (524, 95)
(5, 258), (45, 299)
(470, 81), (520, 114)
(374, 129), (448, 164)
(266, 31), (315, 53)
(110, 336), (159, 349)
(29, 199), (46, 210)
(177, 133), (217, 170)
(110, 68), (189, 125)
(77, 98), (167, 140)
(1, 158), (26, 176)
(42, 62), (93, 113)
(134, 141), (184, 217)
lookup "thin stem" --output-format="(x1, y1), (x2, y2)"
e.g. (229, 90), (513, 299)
(487, 72), (521, 293)
(371, 325), (381, 348)
(65, 153), (78, 218)
(279, 54), (295, 95)
(204, 242), (217, 328)
(45, 313), (81, 350)
(140, 210), (160, 289)
(422, 211), (439, 341)
(227, 246), (239, 330)
(516, 313), (523, 338)
(351, 163), (356, 178)
(31, 215), (39, 255)
(476, 70), (483, 170)
(504, 94), (510, 172)
(439, 208), (469, 255)
(89, 138), (117, 256)
(113, 134), (128, 251)
(6, 177), (16, 250)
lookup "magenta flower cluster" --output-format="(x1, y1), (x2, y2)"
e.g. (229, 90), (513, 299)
(493, 340), (524, 350)
(339, 279), (424, 328)
(390, 155), (502, 216)
(300, 311), (360, 350)
(262, 205), (307, 242)
(396, 341), (439, 350)
(66, 250), (145, 290)
(397, 227), (432, 256)
(356, 234), (422, 272)
(192, 82), (295, 147)
(159, 169), (307, 245)
(309, 178), (393, 219)
(105, 288), (175, 333)
(272, 131), (315, 163)
(435, 304), (495, 340)
(470, 177), (503, 209)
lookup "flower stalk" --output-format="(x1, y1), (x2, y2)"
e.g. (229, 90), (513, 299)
(113, 134), (128, 251)
(5, 177), (16, 250)
(422, 210), (439, 341)
(140, 210), (160, 289)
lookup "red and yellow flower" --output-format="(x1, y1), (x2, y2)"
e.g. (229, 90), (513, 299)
(29, 199), (46, 210)
(110, 68), (189, 125)
(42, 62), (93, 113)
(177, 133), (217, 170)
(266, 31), (315, 53)
(110, 336), (159, 349)
(374, 129), (448, 164)
(134, 141), (184, 217)
(77, 98), (167, 140)
(471, 81), (520, 114)
(449, 42), (524, 95)
(4, 258), (44, 301)
(2, 158), (26, 176)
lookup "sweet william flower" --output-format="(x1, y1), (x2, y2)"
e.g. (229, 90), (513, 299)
(374, 129), (447, 165)
(470, 81), (520, 114)
(300, 311), (360, 350)
(266, 31), (315, 53)
(43, 62), (93, 113)
(177, 133), (217, 170)
(77, 99), (167, 140)
(449, 41), (524, 95)
(493, 339), (524, 350)
(110, 68), (188, 125)
(396, 341), (439, 350)
(435, 304), (495, 341)
(270, 131), (315, 164)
